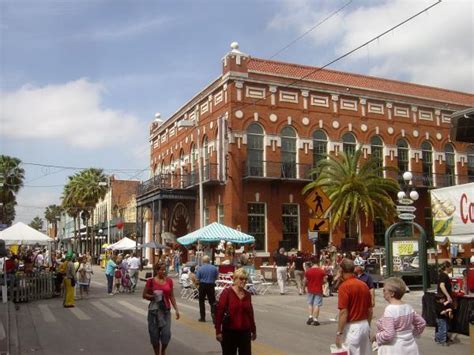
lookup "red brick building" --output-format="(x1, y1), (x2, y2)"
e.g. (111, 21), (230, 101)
(136, 43), (474, 262)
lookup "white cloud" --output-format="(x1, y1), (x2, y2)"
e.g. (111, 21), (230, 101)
(0, 79), (143, 149)
(268, 0), (474, 92)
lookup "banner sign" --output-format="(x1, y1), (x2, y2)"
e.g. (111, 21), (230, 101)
(430, 183), (474, 237)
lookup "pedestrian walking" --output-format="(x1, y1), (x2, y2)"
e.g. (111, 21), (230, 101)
(105, 255), (117, 295)
(77, 256), (93, 299)
(372, 277), (426, 353)
(143, 262), (180, 355)
(434, 293), (453, 346)
(304, 257), (326, 326)
(196, 255), (219, 322)
(335, 258), (373, 355)
(63, 254), (76, 308)
(173, 250), (181, 276)
(292, 251), (306, 295)
(274, 248), (289, 295)
(128, 252), (141, 291)
(355, 265), (375, 307)
(215, 268), (256, 355)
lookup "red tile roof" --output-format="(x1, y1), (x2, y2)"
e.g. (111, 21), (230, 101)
(248, 58), (474, 107)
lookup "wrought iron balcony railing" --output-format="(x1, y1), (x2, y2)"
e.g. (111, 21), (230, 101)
(385, 171), (471, 188)
(137, 163), (220, 196)
(243, 160), (312, 181)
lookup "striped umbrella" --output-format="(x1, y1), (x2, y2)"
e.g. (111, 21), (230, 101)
(176, 222), (255, 246)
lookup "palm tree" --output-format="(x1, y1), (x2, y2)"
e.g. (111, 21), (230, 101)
(0, 155), (25, 225)
(29, 216), (44, 231)
(61, 168), (107, 254)
(303, 146), (400, 238)
(44, 204), (62, 238)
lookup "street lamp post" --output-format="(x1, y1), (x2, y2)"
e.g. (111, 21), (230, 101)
(177, 119), (204, 228)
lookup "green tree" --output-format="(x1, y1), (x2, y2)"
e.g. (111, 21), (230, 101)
(61, 168), (108, 253)
(0, 155), (26, 226)
(29, 216), (44, 231)
(303, 146), (400, 238)
(44, 204), (62, 238)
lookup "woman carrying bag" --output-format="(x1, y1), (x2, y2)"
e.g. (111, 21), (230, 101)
(215, 268), (257, 355)
(63, 254), (76, 308)
(143, 262), (180, 355)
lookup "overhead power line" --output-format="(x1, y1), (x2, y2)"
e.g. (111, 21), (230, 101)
(269, 0), (354, 60)
(236, 0), (442, 113)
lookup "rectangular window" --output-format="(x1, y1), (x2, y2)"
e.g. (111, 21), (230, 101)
(311, 95), (329, 107)
(214, 91), (223, 105)
(441, 114), (451, 123)
(217, 204), (224, 224)
(200, 102), (209, 114)
(340, 99), (357, 111)
(419, 110), (433, 121)
(248, 203), (266, 251)
(422, 151), (433, 186)
(368, 103), (384, 114)
(394, 107), (410, 118)
(279, 90), (298, 103)
(246, 86), (266, 99)
(282, 204), (299, 250)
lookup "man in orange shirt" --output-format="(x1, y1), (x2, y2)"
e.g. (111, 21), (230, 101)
(335, 258), (373, 355)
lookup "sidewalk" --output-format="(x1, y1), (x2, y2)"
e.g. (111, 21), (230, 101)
(0, 301), (19, 355)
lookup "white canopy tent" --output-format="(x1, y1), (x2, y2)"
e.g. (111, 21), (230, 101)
(0, 222), (53, 246)
(106, 237), (138, 251)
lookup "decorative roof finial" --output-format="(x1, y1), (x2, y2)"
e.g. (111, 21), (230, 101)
(230, 41), (239, 50)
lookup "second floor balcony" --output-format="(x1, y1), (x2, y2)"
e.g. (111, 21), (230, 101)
(242, 160), (312, 182)
(137, 163), (220, 197)
(386, 171), (472, 188)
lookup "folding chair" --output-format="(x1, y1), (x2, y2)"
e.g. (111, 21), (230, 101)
(251, 274), (272, 295)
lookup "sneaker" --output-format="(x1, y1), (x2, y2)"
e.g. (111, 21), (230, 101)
(306, 317), (313, 325)
(312, 320), (320, 326)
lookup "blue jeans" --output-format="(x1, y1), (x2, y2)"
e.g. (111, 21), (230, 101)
(435, 318), (448, 343)
(106, 274), (114, 294)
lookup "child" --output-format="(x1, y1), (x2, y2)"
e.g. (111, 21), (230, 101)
(435, 293), (453, 346)
(114, 263), (123, 294)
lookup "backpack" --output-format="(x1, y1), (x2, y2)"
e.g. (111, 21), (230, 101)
(115, 269), (122, 279)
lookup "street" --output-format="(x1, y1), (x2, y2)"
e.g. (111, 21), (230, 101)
(9, 267), (471, 355)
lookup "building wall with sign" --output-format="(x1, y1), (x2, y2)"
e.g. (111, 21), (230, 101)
(145, 44), (474, 255)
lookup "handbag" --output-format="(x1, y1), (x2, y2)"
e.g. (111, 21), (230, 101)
(70, 277), (76, 287)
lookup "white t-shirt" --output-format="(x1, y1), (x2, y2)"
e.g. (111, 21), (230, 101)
(128, 257), (140, 269)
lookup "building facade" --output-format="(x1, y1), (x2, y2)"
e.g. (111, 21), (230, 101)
(137, 43), (474, 262)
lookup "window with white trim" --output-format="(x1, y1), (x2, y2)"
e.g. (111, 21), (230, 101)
(248, 203), (266, 251)
(282, 204), (299, 250)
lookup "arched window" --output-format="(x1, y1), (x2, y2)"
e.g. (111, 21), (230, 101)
(421, 141), (433, 186)
(281, 126), (297, 178)
(202, 136), (209, 180)
(342, 132), (356, 156)
(397, 139), (409, 175)
(247, 123), (264, 177)
(468, 146), (474, 183)
(190, 144), (197, 172)
(312, 130), (328, 167)
(445, 143), (455, 186)
(370, 136), (384, 176)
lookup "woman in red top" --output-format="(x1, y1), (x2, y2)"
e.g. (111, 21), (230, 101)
(143, 262), (180, 355)
(215, 268), (256, 355)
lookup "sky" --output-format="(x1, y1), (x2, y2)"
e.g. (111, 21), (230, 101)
(1, 0), (473, 224)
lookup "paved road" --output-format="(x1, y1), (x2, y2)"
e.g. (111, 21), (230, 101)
(11, 267), (471, 354)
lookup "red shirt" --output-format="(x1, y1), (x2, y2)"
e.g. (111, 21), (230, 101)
(215, 287), (256, 335)
(338, 275), (372, 322)
(145, 277), (174, 309)
(305, 267), (326, 294)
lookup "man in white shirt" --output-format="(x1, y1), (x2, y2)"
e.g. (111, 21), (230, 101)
(128, 253), (140, 291)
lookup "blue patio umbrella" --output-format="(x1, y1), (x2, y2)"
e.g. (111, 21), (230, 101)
(176, 222), (255, 246)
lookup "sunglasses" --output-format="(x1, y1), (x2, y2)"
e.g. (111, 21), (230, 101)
(237, 277), (247, 281)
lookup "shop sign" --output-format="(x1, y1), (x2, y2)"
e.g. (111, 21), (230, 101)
(398, 213), (416, 220)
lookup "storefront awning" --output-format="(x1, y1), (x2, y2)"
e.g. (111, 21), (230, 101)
(435, 235), (474, 244)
